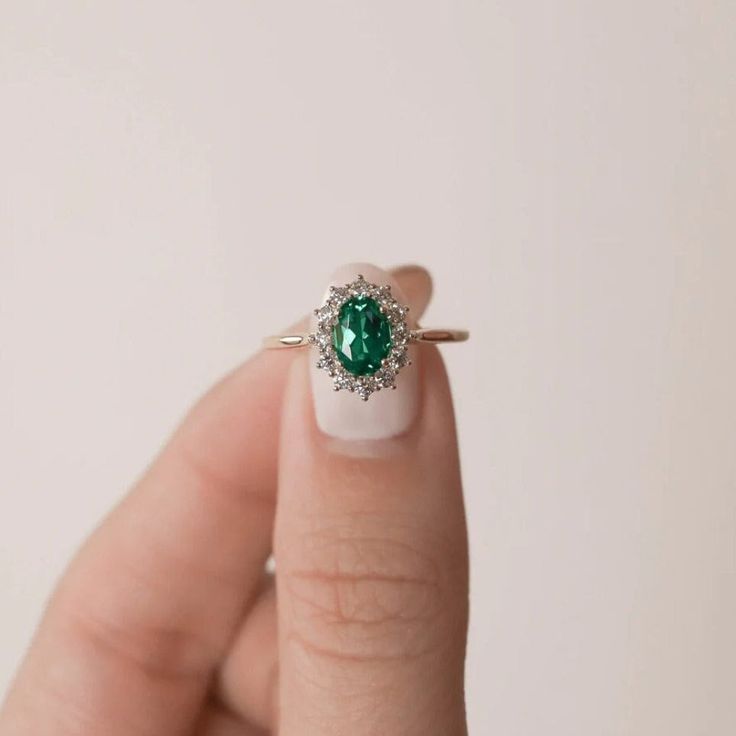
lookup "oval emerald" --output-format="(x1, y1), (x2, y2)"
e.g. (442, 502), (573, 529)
(331, 296), (392, 376)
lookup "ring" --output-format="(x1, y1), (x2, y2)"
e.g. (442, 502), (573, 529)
(263, 274), (468, 401)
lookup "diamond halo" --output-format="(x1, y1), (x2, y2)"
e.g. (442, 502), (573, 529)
(308, 274), (413, 401)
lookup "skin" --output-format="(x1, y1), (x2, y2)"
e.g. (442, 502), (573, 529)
(0, 266), (468, 736)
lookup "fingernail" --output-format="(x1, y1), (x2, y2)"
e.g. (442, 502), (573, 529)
(310, 263), (420, 441)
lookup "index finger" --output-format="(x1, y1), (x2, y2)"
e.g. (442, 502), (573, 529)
(0, 345), (293, 735)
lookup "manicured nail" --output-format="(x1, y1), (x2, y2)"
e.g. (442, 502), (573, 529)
(310, 263), (419, 441)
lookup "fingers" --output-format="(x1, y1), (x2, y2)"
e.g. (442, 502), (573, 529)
(0, 264), (434, 736)
(217, 582), (278, 731)
(274, 265), (469, 736)
(195, 704), (268, 736)
(216, 264), (435, 732)
(0, 349), (295, 735)
(390, 263), (433, 317)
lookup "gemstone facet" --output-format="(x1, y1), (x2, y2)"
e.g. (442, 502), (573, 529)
(331, 296), (392, 376)
(312, 276), (410, 400)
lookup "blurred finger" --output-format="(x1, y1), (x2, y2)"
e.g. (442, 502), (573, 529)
(390, 263), (433, 317)
(0, 265), (433, 736)
(0, 349), (294, 735)
(217, 582), (278, 731)
(195, 704), (267, 736)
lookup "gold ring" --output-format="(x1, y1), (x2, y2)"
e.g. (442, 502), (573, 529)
(263, 274), (468, 401)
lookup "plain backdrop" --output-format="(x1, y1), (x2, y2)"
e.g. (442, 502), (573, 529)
(1, 2), (735, 734)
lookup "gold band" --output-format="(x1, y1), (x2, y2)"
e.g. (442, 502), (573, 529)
(262, 328), (469, 350)
(411, 328), (469, 344)
(262, 334), (311, 349)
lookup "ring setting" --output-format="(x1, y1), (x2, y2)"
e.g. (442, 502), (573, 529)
(312, 274), (412, 401)
(264, 274), (468, 401)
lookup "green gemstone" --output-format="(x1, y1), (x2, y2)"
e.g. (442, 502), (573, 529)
(331, 296), (392, 376)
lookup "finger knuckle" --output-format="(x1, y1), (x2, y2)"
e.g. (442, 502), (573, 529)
(55, 574), (214, 683)
(280, 516), (463, 664)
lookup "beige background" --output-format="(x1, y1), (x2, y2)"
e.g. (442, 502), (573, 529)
(1, 2), (735, 733)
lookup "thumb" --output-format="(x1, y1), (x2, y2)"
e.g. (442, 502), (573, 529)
(274, 264), (468, 735)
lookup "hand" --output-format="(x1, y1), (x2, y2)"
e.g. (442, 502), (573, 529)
(0, 264), (469, 736)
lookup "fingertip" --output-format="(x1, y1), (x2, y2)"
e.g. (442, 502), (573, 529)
(309, 263), (421, 442)
(390, 263), (434, 318)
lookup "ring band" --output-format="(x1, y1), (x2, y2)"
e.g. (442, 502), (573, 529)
(263, 274), (468, 400)
(262, 328), (469, 350)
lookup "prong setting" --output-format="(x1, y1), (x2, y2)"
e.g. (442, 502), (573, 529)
(308, 277), (412, 401)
